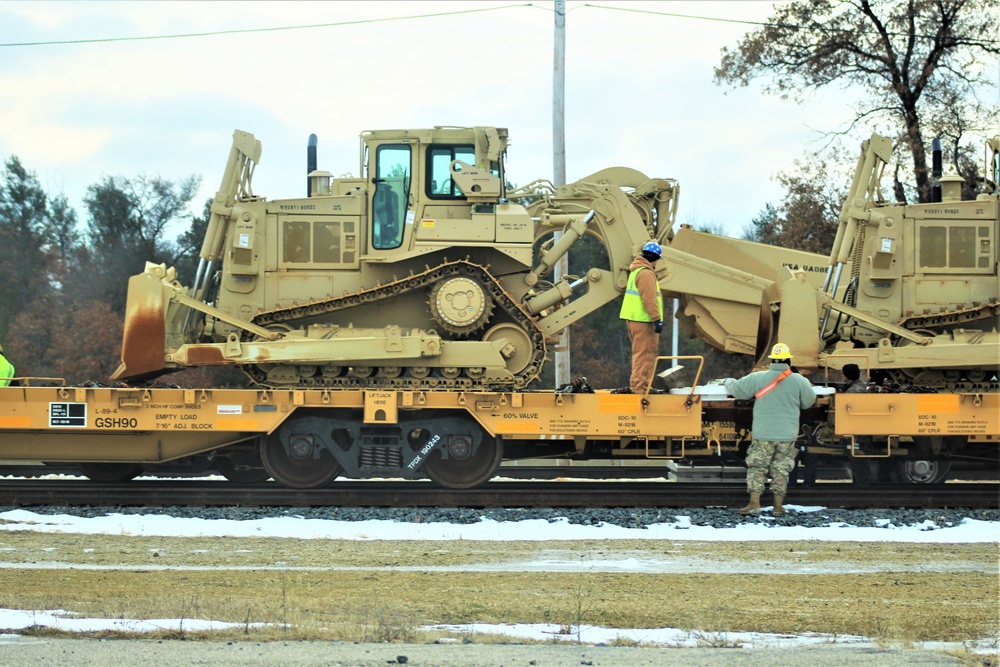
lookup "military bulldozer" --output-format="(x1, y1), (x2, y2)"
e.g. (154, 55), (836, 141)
(765, 133), (1000, 389)
(112, 127), (687, 390)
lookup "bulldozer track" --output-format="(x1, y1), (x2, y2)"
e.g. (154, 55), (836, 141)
(242, 260), (548, 390)
(899, 300), (1000, 331)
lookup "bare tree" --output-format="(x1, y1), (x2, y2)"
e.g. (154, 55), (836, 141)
(83, 174), (199, 314)
(715, 0), (1000, 203)
(745, 158), (848, 254)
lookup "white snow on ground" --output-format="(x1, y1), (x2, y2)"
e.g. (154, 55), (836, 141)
(0, 612), (994, 655)
(0, 557), (991, 575)
(0, 609), (256, 634)
(425, 623), (1000, 654)
(0, 508), (996, 542)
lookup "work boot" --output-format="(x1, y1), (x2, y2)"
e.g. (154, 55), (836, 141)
(773, 495), (786, 517)
(739, 492), (761, 515)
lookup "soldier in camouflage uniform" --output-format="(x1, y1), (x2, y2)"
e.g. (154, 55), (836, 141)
(724, 343), (816, 516)
(744, 440), (799, 507)
(842, 364), (870, 393)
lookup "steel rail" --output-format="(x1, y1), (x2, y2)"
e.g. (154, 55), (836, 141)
(0, 480), (994, 510)
(4, 463), (995, 482)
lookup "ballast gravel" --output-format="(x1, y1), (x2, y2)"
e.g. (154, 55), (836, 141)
(13, 504), (1000, 530)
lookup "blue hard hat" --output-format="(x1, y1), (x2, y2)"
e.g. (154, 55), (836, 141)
(642, 241), (662, 256)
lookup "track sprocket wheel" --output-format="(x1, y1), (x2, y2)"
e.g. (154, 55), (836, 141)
(429, 276), (493, 336)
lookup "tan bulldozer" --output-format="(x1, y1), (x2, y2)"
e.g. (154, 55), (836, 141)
(765, 133), (999, 389)
(112, 126), (832, 390)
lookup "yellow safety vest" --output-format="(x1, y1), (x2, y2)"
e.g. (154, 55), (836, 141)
(619, 267), (663, 322)
(0, 354), (13, 387)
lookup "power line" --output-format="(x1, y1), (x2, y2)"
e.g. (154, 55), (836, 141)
(2, 1), (996, 49)
(578, 3), (774, 28)
(581, 3), (1000, 46)
(0, 3), (536, 48)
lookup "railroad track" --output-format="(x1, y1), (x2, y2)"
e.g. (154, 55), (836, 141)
(0, 479), (995, 510)
(7, 463), (997, 482)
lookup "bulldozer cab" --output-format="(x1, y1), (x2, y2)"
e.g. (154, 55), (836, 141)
(362, 127), (510, 256)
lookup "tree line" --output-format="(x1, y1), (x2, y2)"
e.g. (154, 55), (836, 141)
(0, 158), (207, 384)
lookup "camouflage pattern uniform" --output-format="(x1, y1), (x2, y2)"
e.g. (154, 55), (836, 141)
(844, 380), (871, 393)
(745, 438), (798, 497)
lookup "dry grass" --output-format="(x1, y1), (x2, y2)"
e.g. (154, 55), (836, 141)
(0, 531), (992, 569)
(0, 533), (994, 644)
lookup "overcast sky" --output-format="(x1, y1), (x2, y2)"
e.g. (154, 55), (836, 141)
(1, 1), (879, 241)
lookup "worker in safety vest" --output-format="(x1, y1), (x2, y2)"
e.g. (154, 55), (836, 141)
(724, 343), (816, 517)
(0, 343), (14, 388)
(619, 241), (664, 394)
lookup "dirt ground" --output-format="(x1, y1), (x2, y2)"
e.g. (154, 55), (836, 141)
(0, 636), (989, 667)
(0, 532), (995, 646)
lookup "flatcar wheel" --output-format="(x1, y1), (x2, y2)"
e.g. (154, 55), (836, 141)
(260, 432), (341, 489)
(890, 460), (951, 484)
(79, 462), (143, 483)
(423, 432), (502, 490)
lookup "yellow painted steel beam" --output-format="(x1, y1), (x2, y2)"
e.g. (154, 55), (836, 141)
(834, 393), (999, 436)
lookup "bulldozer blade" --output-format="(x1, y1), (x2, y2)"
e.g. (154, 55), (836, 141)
(111, 270), (169, 381)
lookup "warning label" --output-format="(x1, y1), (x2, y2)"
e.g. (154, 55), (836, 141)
(50, 402), (87, 428)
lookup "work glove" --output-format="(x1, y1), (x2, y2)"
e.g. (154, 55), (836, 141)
(654, 320), (663, 334)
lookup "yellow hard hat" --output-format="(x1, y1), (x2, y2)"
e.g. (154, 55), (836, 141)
(768, 342), (792, 360)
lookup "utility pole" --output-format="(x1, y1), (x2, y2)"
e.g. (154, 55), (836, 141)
(553, 0), (570, 388)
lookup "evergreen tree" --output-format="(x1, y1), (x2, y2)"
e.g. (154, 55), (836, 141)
(0, 157), (54, 342)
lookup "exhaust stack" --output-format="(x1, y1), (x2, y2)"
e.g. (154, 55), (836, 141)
(307, 133), (318, 196)
(931, 136), (942, 203)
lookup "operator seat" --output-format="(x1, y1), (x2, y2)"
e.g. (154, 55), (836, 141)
(372, 184), (400, 248)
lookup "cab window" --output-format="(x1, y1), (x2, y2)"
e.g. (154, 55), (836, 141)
(282, 221), (311, 263)
(372, 145), (410, 250)
(427, 145), (475, 199)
